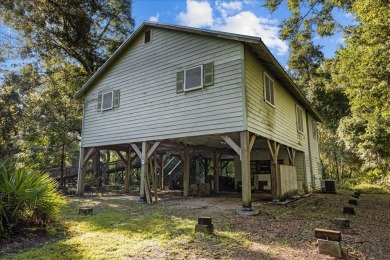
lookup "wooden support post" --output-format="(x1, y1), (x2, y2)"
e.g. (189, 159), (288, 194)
(160, 154), (167, 189)
(124, 149), (131, 193)
(103, 150), (110, 185)
(77, 147), (86, 195)
(153, 151), (158, 203)
(287, 147), (296, 166)
(212, 153), (221, 194)
(268, 139), (281, 199)
(183, 148), (190, 197)
(140, 142), (147, 200)
(240, 131), (251, 209)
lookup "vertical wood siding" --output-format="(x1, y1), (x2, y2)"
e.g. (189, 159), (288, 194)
(81, 28), (245, 147)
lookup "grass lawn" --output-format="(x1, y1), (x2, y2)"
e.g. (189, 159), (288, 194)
(1, 191), (389, 259)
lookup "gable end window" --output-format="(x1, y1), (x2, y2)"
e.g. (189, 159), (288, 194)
(296, 105), (304, 134)
(312, 120), (318, 139)
(264, 72), (275, 107)
(97, 90), (120, 112)
(176, 62), (214, 93)
(144, 30), (151, 44)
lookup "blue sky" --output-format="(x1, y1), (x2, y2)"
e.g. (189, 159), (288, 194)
(132, 0), (353, 67)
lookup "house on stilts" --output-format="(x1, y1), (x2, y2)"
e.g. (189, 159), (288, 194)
(74, 22), (323, 209)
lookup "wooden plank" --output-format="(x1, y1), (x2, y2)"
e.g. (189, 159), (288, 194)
(240, 131), (251, 208)
(116, 151), (128, 165)
(83, 148), (97, 165)
(314, 229), (341, 242)
(139, 142), (147, 200)
(77, 147), (86, 196)
(183, 148), (190, 197)
(147, 141), (162, 159)
(249, 134), (256, 153)
(131, 144), (142, 159)
(267, 139), (275, 161)
(220, 134), (241, 156)
(153, 151), (158, 203)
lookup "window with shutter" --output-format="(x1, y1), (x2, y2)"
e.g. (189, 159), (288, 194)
(97, 90), (120, 112)
(264, 73), (275, 107)
(296, 105), (304, 134)
(184, 65), (203, 91)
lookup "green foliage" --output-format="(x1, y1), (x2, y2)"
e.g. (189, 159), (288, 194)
(0, 158), (66, 235)
(352, 183), (389, 194)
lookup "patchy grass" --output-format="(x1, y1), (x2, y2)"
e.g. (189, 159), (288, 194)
(1, 191), (389, 259)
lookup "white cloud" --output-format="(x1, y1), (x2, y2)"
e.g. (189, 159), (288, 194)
(213, 11), (288, 55)
(178, 0), (213, 27)
(177, 0), (288, 56)
(149, 13), (159, 22)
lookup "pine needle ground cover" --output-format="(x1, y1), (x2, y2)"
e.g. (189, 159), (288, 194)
(1, 191), (389, 259)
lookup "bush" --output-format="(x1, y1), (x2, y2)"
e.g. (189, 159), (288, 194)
(0, 158), (66, 235)
(352, 182), (390, 194)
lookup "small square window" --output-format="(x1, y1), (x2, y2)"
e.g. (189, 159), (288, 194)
(144, 30), (151, 43)
(264, 73), (275, 107)
(296, 105), (304, 134)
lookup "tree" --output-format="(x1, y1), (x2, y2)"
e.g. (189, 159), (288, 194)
(334, 0), (390, 173)
(1, 0), (135, 75)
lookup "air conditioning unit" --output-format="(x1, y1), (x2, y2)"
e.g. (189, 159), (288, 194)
(321, 179), (336, 193)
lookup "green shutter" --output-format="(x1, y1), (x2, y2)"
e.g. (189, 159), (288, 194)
(113, 90), (120, 108)
(203, 62), (214, 87)
(97, 93), (102, 112)
(176, 71), (184, 93)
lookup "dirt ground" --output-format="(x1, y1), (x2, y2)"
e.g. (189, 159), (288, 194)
(1, 190), (389, 259)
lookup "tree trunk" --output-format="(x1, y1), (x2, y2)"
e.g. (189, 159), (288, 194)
(60, 144), (65, 188)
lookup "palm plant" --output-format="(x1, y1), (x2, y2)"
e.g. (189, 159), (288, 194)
(0, 158), (66, 234)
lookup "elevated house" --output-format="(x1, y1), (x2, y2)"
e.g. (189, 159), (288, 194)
(74, 22), (323, 209)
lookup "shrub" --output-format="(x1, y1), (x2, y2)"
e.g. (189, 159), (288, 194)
(352, 182), (390, 194)
(0, 158), (66, 235)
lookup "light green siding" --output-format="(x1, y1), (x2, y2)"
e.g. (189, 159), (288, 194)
(81, 28), (245, 147)
(244, 46), (321, 189)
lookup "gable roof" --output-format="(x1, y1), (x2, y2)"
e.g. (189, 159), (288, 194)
(74, 21), (322, 122)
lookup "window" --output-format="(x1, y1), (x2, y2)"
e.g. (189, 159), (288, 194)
(176, 62), (214, 93)
(264, 72), (275, 106)
(97, 90), (120, 112)
(296, 105), (304, 133)
(144, 30), (151, 43)
(312, 120), (318, 139)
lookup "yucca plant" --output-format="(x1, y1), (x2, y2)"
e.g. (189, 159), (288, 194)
(0, 158), (66, 235)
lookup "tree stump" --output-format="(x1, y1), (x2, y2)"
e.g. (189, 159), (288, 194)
(314, 228), (341, 242)
(195, 217), (213, 234)
(79, 208), (93, 215)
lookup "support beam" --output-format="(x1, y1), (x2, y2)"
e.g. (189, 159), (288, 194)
(140, 142), (147, 200)
(83, 148), (97, 165)
(147, 141), (161, 159)
(287, 147), (296, 166)
(240, 131), (251, 209)
(116, 151), (128, 165)
(249, 135), (256, 153)
(131, 143), (142, 159)
(124, 148), (131, 193)
(267, 139), (281, 199)
(220, 134), (241, 156)
(160, 154), (167, 189)
(211, 153), (221, 194)
(153, 150), (158, 203)
(77, 147), (86, 195)
(183, 148), (190, 197)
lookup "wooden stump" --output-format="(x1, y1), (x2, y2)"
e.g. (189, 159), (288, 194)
(79, 208), (93, 215)
(318, 239), (342, 258)
(314, 228), (341, 242)
(198, 217), (212, 226)
(333, 218), (350, 229)
(349, 199), (358, 205)
(343, 206), (355, 214)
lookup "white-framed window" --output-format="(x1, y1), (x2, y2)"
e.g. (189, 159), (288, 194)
(296, 105), (304, 134)
(184, 65), (203, 91)
(97, 90), (120, 112)
(312, 120), (318, 139)
(264, 72), (275, 107)
(176, 62), (214, 93)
